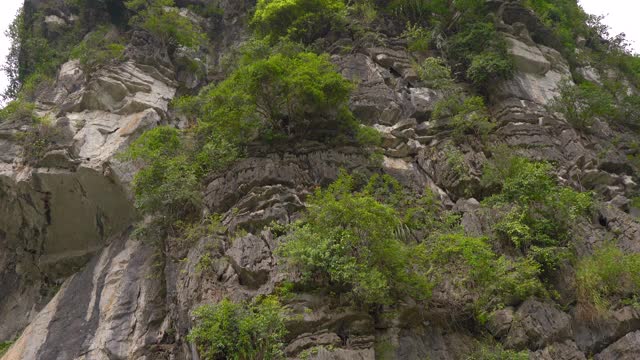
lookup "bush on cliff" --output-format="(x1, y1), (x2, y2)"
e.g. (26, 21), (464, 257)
(252, 0), (346, 44)
(175, 50), (356, 145)
(482, 156), (593, 273)
(278, 172), (434, 306)
(576, 244), (640, 312)
(188, 297), (288, 360)
(125, 0), (205, 48)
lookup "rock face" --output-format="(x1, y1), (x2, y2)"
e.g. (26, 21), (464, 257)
(0, 38), (176, 347)
(2, 0), (640, 359)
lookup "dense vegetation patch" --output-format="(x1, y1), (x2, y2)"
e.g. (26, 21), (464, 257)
(482, 155), (593, 274)
(176, 48), (357, 144)
(576, 244), (640, 313)
(388, 0), (514, 89)
(188, 296), (288, 360)
(252, 0), (346, 44)
(69, 25), (126, 71)
(278, 172), (434, 306)
(124, 0), (205, 49)
(0, 341), (12, 357)
(278, 172), (544, 317)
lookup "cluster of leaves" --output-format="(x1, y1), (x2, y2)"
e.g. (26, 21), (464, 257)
(426, 233), (545, 319)
(188, 296), (288, 360)
(414, 57), (454, 90)
(482, 155), (593, 273)
(69, 25), (126, 71)
(0, 341), (13, 356)
(0, 99), (36, 123)
(465, 342), (529, 360)
(433, 91), (494, 142)
(278, 171), (542, 317)
(576, 244), (640, 312)
(2, 6), (84, 100)
(446, 21), (514, 89)
(388, 1), (513, 89)
(550, 79), (618, 131)
(175, 45), (357, 145)
(278, 172), (434, 306)
(121, 126), (203, 230)
(523, 0), (589, 52)
(14, 116), (60, 164)
(124, 0), (205, 49)
(252, 0), (347, 44)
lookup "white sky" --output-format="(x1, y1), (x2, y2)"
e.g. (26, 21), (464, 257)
(0, 0), (638, 99)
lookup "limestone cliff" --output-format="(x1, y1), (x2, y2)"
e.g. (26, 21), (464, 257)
(1, 0), (640, 359)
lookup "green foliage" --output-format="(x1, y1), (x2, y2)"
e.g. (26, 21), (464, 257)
(402, 22), (431, 54)
(0, 99), (36, 123)
(576, 244), (640, 312)
(278, 172), (434, 306)
(125, 0), (205, 48)
(252, 0), (346, 44)
(433, 92), (494, 142)
(177, 50), (355, 144)
(415, 57), (454, 90)
(466, 343), (529, 360)
(2, 7), (83, 100)
(69, 25), (126, 71)
(426, 233), (545, 317)
(15, 117), (59, 164)
(123, 126), (200, 223)
(188, 297), (288, 360)
(348, 0), (378, 26)
(0, 341), (13, 356)
(466, 51), (514, 87)
(483, 156), (593, 272)
(447, 21), (514, 88)
(523, 0), (589, 52)
(550, 80), (617, 130)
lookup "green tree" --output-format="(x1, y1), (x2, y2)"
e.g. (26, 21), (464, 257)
(252, 0), (346, 44)
(550, 80), (617, 130)
(188, 297), (288, 360)
(482, 156), (593, 272)
(123, 126), (200, 223)
(125, 0), (205, 49)
(176, 51), (355, 144)
(278, 172), (433, 306)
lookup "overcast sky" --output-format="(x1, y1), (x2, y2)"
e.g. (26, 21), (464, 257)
(0, 0), (638, 101)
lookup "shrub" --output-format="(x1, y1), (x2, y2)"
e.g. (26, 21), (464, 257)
(123, 126), (200, 222)
(415, 57), (455, 90)
(188, 296), (288, 360)
(465, 343), (529, 360)
(69, 25), (126, 71)
(483, 156), (593, 272)
(2, 8), (82, 100)
(0, 341), (12, 356)
(576, 244), (640, 312)
(278, 172), (433, 306)
(433, 93), (494, 142)
(348, 0), (377, 26)
(447, 21), (514, 88)
(550, 80), (617, 130)
(252, 0), (346, 44)
(0, 99), (36, 123)
(426, 233), (545, 318)
(16, 117), (59, 164)
(403, 22), (432, 54)
(467, 51), (514, 87)
(177, 51), (355, 144)
(125, 0), (205, 49)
